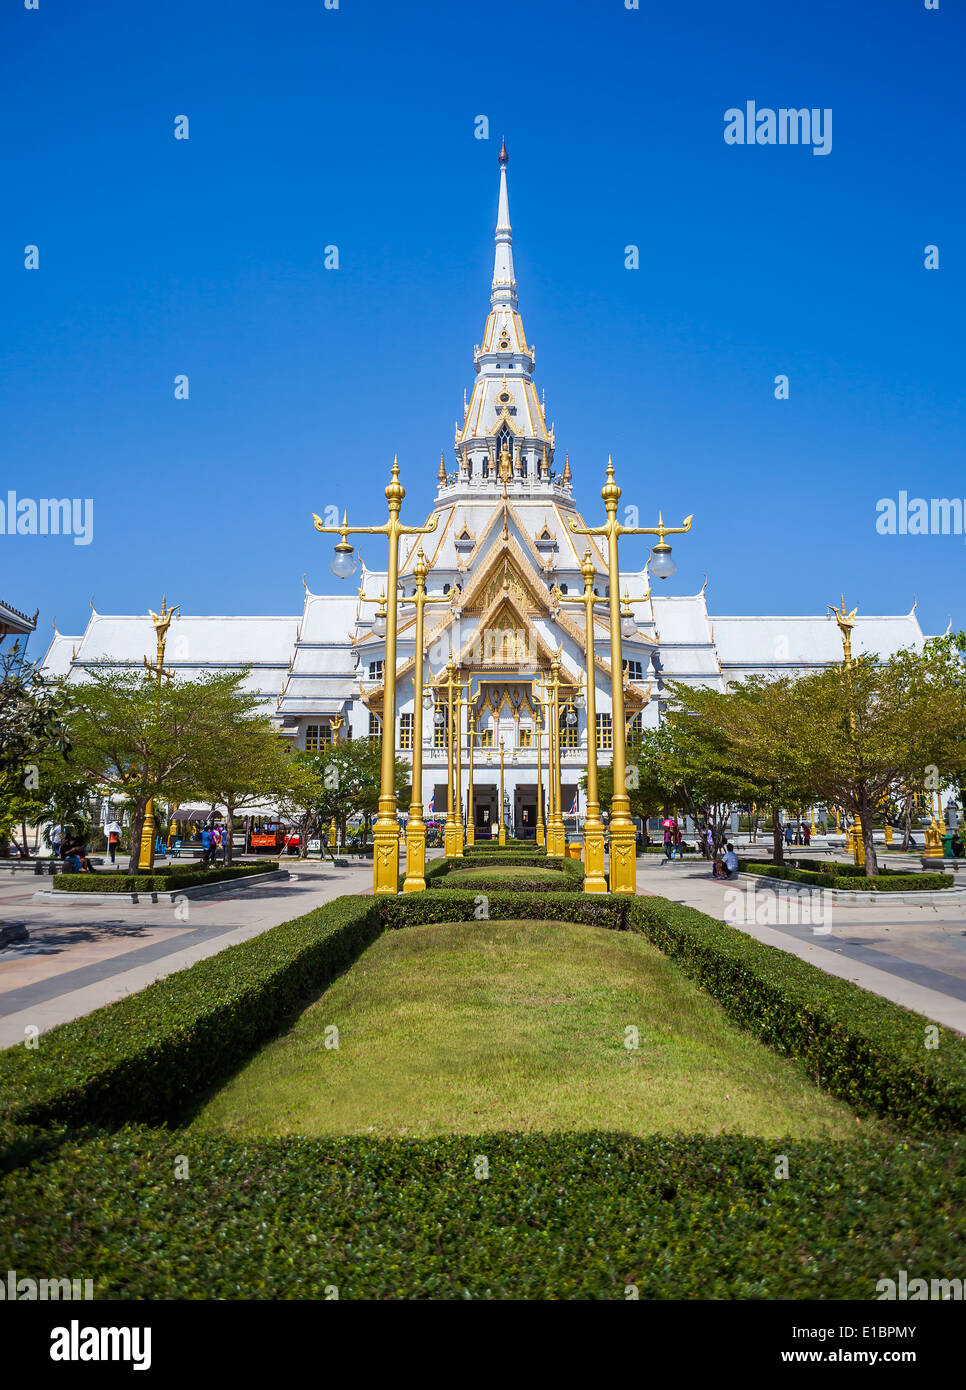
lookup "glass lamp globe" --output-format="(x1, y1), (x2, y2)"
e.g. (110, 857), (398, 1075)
(649, 544), (676, 581)
(422, 692), (434, 710)
(372, 611), (387, 637)
(330, 544), (358, 580)
(573, 691), (586, 709)
(565, 707), (577, 726)
(621, 613), (637, 638)
(434, 708), (445, 726)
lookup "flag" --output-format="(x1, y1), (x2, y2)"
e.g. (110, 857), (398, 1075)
(569, 789), (579, 816)
(427, 791), (434, 815)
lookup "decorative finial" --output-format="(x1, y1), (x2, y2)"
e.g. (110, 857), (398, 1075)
(438, 451), (446, 483)
(562, 452), (571, 483)
(498, 136), (508, 166)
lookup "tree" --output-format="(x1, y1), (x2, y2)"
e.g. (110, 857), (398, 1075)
(190, 688), (315, 864)
(281, 738), (409, 856)
(638, 708), (758, 857)
(62, 668), (263, 871)
(787, 635), (966, 876)
(0, 641), (71, 859)
(663, 677), (817, 864)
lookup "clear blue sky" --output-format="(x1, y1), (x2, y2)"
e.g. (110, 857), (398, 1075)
(4, 0), (964, 652)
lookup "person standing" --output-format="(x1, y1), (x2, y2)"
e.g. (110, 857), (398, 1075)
(105, 817), (122, 865)
(200, 825), (213, 867)
(671, 823), (682, 860)
(50, 823), (63, 860)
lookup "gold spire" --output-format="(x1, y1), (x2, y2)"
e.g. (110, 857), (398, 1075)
(438, 451), (446, 483)
(562, 452), (571, 483)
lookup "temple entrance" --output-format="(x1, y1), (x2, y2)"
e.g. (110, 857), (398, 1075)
(514, 783), (539, 840)
(472, 783), (498, 839)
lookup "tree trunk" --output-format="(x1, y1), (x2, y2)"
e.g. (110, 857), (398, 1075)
(772, 805), (784, 864)
(225, 807), (234, 865)
(127, 803), (146, 872)
(20, 820), (30, 860)
(900, 800), (913, 851)
(860, 798), (879, 877)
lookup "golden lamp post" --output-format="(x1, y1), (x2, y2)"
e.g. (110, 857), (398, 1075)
(435, 656), (469, 858)
(138, 597), (179, 871)
(313, 459), (438, 895)
(327, 714), (343, 849)
(827, 596), (865, 868)
(533, 712), (546, 849)
(570, 460), (692, 895)
(555, 548), (612, 891)
(498, 737), (507, 846)
(397, 547), (453, 892)
(537, 650), (567, 857)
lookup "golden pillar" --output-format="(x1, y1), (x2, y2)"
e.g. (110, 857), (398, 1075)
(534, 718), (546, 849)
(138, 596), (179, 871)
(538, 652), (567, 857)
(400, 548), (451, 891)
(313, 459), (438, 895)
(570, 461), (692, 894)
(439, 657), (469, 858)
(498, 738), (507, 846)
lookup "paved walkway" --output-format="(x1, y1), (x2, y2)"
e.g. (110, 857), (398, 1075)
(0, 861), (373, 1049)
(636, 859), (966, 1033)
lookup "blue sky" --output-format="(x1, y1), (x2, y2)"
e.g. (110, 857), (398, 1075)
(3, 0), (964, 652)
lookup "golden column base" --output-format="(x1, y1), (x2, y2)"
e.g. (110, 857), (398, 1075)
(536, 822), (545, 848)
(138, 799), (155, 871)
(403, 819), (426, 892)
(607, 821), (638, 895)
(443, 821), (462, 857)
(328, 817), (337, 849)
(884, 822), (893, 846)
(466, 823), (475, 846)
(924, 820), (945, 857)
(546, 823), (566, 857)
(846, 823), (865, 867)
(582, 824), (607, 892)
(372, 801), (400, 894)
(498, 823), (507, 847)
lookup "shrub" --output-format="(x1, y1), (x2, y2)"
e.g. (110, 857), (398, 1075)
(382, 888), (623, 932)
(433, 859), (584, 893)
(627, 897), (966, 1133)
(0, 895), (381, 1130)
(742, 862), (953, 892)
(2, 1128), (964, 1299)
(51, 863), (281, 893)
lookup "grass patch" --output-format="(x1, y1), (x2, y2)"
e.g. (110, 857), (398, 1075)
(190, 920), (871, 1142)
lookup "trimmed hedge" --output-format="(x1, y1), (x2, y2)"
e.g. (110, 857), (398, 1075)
(629, 896), (966, 1133)
(0, 894), (381, 1130)
(742, 861), (953, 892)
(52, 862), (280, 893)
(4, 881), (966, 1140)
(429, 855), (585, 894)
(2, 1128), (964, 1299)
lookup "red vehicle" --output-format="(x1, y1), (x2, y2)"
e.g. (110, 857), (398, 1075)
(249, 820), (287, 853)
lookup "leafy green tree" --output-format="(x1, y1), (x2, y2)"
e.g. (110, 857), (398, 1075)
(0, 641), (71, 858)
(281, 737), (409, 855)
(787, 636), (966, 875)
(63, 668), (262, 871)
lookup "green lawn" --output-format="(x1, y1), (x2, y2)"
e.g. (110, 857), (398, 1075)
(443, 865), (565, 884)
(190, 920), (872, 1141)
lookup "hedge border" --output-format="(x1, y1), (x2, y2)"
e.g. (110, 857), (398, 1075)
(52, 862), (280, 894)
(3, 883), (965, 1140)
(742, 862), (953, 892)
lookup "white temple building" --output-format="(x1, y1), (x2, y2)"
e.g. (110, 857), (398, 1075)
(42, 143), (932, 837)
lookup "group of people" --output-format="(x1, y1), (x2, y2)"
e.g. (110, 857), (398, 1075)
(782, 822), (812, 847)
(200, 824), (227, 867)
(51, 823), (94, 874)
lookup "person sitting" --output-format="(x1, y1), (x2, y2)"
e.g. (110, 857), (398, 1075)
(720, 843), (740, 880)
(953, 830), (964, 859)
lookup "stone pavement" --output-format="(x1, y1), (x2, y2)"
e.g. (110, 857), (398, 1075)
(0, 859), (374, 1049)
(635, 858), (966, 1033)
